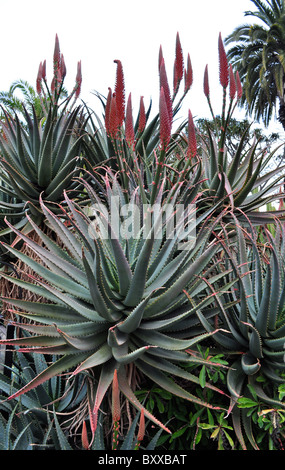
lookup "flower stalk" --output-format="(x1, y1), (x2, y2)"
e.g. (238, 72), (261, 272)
(150, 87), (171, 205)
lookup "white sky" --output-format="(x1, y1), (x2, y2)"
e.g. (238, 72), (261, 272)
(1, 0), (284, 134)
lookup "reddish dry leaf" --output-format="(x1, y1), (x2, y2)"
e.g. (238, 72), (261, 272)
(173, 32), (184, 94)
(81, 421), (90, 450)
(137, 409), (145, 442)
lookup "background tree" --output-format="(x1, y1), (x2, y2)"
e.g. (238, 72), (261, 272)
(225, 0), (285, 130)
(196, 115), (284, 195)
(0, 79), (68, 122)
(196, 115), (280, 155)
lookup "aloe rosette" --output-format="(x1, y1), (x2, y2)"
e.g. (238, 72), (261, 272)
(194, 34), (285, 224)
(0, 103), (85, 224)
(197, 216), (285, 390)
(0, 171), (232, 437)
(198, 117), (285, 223)
(195, 215), (285, 448)
(0, 35), (86, 236)
(0, 348), (88, 450)
(0, 183), (26, 263)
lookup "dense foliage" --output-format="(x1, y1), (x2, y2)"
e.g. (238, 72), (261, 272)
(0, 28), (285, 451)
(226, 0), (285, 129)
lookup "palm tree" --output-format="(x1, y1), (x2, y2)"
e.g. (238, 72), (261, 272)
(0, 79), (68, 122)
(0, 80), (42, 118)
(225, 0), (285, 130)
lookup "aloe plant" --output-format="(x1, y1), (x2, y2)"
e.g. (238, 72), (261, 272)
(2, 30), (285, 452)
(0, 163), (234, 441)
(79, 368), (164, 450)
(50, 396), (163, 451)
(0, 35), (86, 236)
(198, 116), (285, 223)
(0, 183), (26, 265)
(194, 215), (285, 449)
(0, 34), (228, 445)
(0, 400), (47, 450)
(0, 351), (163, 451)
(0, 101), (86, 222)
(188, 33), (285, 225)
(0, 348), (88, 450)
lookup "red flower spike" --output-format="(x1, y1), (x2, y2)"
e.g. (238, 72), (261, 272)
(184, 53), (193, 93)
(158, 45), (164, 71)
(114, 59), (125, 127)
(173, 32), (184, 94)
(218, 32), (229, 89)
(187, 109), (197, 159)
(57, 68), (62, 87)
(81, 421), (89, 450)
(51, 35), (62, 95)
(112, 369), (121, 423)
(229, 64), (236, 100)
(51, 77), (55, 95)
(105, 87), (112, 135)
(42, 60), (46, 81)
(138, 96), (146, 133)
(173, 61), (178, 96)
(203, 64), (210, 97)
(159, 58), (173, 127)
(53, 34), (61, 73)
(125, 92), (135, 148)
(175, 33), (184, 79)
(75, 61), (82, 98)
(36, 62), (42, 95)
(236, 70), (243, 100)
(61, 54), (66, 80)
(159, 86), (171, 151)
(109, 93), (119, 138)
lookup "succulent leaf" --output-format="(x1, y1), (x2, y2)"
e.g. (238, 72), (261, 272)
(0, 175), (229, 430)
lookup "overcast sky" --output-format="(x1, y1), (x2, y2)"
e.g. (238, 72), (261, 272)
(1, 0), (283, 134)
